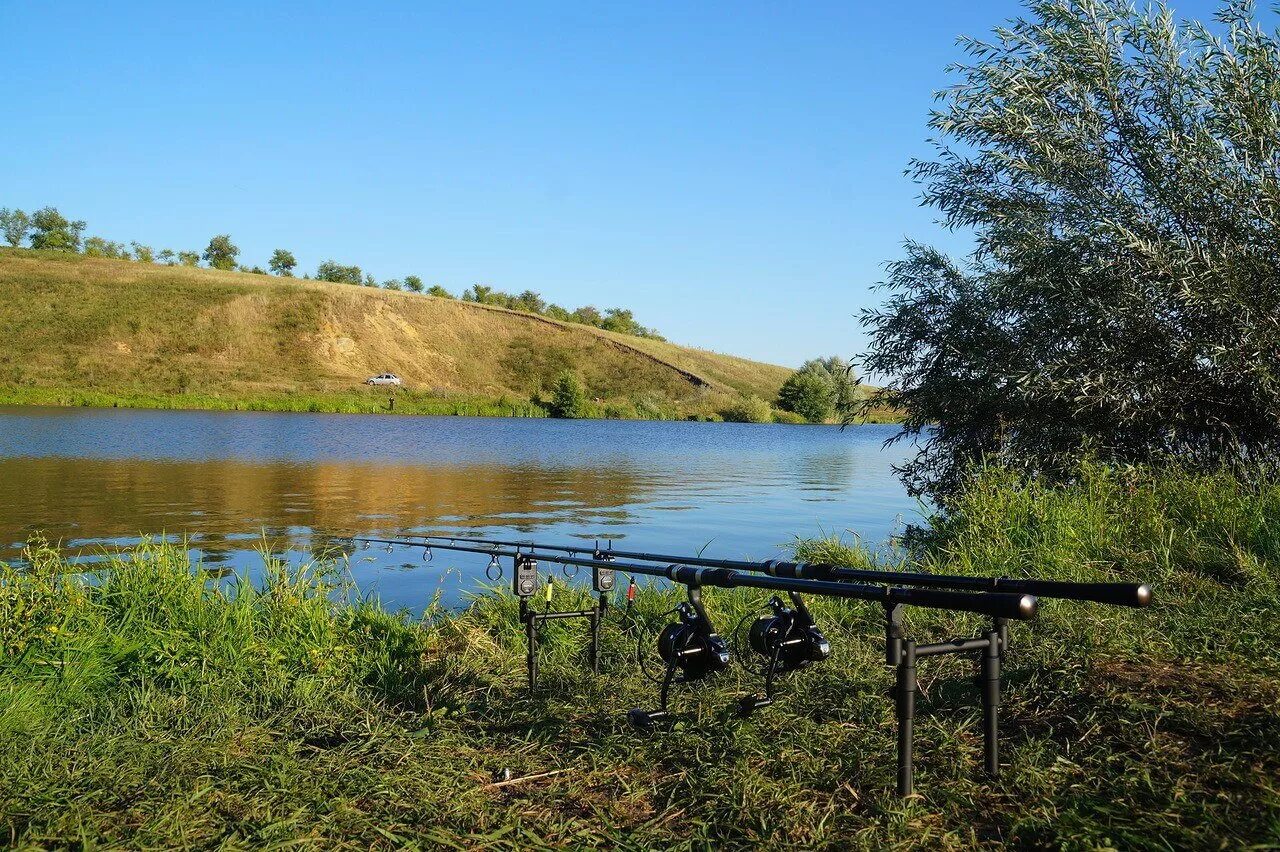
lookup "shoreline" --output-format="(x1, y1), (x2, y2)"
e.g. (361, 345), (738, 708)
(0, 386), (903, 424)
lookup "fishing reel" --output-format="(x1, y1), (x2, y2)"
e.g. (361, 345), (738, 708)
(628, 587), (731, 728)
(735, 593), (830, 715)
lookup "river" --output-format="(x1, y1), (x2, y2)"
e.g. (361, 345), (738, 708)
(0, 407), (923, 608)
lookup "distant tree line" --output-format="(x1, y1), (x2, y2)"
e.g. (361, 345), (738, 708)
(458, 284), (664, 340)
(0, 205), (665, 340)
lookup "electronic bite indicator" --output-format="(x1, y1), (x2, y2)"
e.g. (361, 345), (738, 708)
(590, 541), (616, 595)
(513, 553), (539, 598)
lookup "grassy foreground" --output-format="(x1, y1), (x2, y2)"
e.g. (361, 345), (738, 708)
(2, 465), (1278, 849)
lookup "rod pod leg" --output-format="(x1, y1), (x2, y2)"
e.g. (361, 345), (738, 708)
(523, 602), (538, 692)
(628, 661), (679, 728)
(981, 630), (1001, 778)
(896, 639), (917, 796)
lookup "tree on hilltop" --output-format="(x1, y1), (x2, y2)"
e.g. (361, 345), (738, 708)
(315, 261), (363, 284)
(29, 207), (85, 252)
(0, 208), (30, 247)
(269, 249), (297, 276)
(202, 235), (239, 270)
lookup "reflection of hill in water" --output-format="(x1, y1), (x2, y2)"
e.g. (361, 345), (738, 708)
(0, 457), (657, 558)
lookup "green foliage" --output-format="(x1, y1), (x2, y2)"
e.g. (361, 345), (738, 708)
(403, 275), (424, 292)
(28, 207), (85, 252)
(83, 237), (129, 260)
(426, 284), (451, 297)
(201, 235), (239, 271)
(130, 242), (154, 263)
(364, 273), (377, 287)
(721, 393), (773, 423)
(548, 370), (587, 418)
(460, 286), (663, 339)
(771, 409), (807, 424)
(156, 249), (175, 265)
(314, 260), (363, 285)
(268, 248), (296, 276)
(382, 278), (403, 291)
(863, 0), (1280, 498)
(176, 250), (200, 267)
(0, 207), (30, 247)
(777, 367), (835, 422)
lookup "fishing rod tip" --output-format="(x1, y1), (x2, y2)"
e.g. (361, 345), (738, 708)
(1018, 594), (1038, 620)
(1134, 584), (1153, 608)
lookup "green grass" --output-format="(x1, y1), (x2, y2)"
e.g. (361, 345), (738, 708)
(0, 385), (551, 418)
(2, 464), (1277, 848)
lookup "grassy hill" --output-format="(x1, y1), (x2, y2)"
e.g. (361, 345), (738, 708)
(0, 248), (796, 419)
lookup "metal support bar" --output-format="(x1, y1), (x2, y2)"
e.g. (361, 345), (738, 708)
(994, 616), (1009, 658)
(521, 598), (605, 692)
(981, 630), (1001, 778)
(885, 603), (904, 666)
(916, 636), (992, 657)
(897, 639), (917, 796)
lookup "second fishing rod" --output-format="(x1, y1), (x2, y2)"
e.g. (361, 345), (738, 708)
(398, 532), (1152, 608)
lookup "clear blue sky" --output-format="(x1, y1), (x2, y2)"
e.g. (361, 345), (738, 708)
(1, 0), (1225, 368)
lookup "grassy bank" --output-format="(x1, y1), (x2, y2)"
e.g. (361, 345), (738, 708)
(0, 248), (804, 422)
(0, 385), (903, 424)
(0, 385), (550, 418)
(2, 465), (1277, 848)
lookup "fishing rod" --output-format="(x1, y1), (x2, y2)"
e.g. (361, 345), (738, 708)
(356, 533), (1040, 796)
(394, 531), (1152, 608)
(354, 536), (1038, 619)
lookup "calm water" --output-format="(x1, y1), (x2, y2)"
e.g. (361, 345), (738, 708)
(0, 407), (922, 608)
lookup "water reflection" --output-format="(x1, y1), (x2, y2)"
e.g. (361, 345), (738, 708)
(1, 457), (657, 553)
(0, 408), (922, 609)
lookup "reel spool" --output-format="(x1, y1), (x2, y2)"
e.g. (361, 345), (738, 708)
(628, 590), (731, 728)
(736, 594), (830, 715)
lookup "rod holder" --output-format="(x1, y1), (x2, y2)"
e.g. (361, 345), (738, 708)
(896, 639), (917, 796)
(981, 630), (1001, 778)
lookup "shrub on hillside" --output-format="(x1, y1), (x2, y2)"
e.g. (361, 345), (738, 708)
(548, 371), (587, 419)
(776, 369), (835, 422)
(721, 394), (772, 423)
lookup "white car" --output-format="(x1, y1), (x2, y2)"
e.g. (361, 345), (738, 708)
(365, 373), (402, 386)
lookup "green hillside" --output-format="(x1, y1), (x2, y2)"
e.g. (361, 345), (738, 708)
(0, 249), (795, 418)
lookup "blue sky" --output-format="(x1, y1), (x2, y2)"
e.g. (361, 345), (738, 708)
(1, 0), (1226, 368)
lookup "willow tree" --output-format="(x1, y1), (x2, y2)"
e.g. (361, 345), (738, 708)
(862, 0), (1280, 498)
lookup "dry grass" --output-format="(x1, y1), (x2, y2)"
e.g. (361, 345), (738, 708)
(0, 249), (794, 415)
